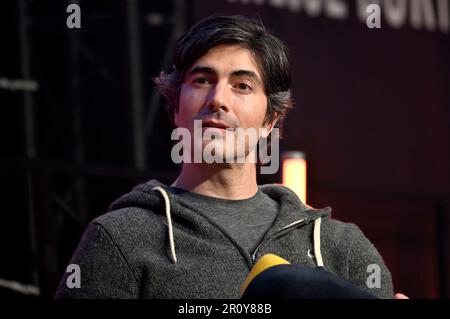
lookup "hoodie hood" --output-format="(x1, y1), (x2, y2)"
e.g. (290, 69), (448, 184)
(109, 179), (331, 222)
(108, 179), (331, 267)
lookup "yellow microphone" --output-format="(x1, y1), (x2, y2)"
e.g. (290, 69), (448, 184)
(240, 254), (290, 296)
(240, 254), (379, 299)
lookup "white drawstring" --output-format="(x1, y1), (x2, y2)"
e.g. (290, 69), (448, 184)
(152, 186), (177, 264)
(152, 184), (323, 268)
(313, 217), (324, 267)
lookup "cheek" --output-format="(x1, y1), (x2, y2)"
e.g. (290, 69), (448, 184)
(242, 95), (268, 128)
(177, 86), (204, 126)
(257, 95), (269, 123)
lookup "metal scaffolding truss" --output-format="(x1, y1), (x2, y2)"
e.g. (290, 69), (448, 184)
(6, 0), (187, 297)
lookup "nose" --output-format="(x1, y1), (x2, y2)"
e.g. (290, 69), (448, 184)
(206, 82), (229, 113)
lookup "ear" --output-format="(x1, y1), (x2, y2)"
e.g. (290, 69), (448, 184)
(261, 114), (280, 138)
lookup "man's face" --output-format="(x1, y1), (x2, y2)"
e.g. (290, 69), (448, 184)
(175, 44), (275, 162)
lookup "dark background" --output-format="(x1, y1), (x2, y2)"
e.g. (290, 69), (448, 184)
(1, 0), (449, 298)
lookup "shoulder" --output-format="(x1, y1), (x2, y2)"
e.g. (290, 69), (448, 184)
(88, 207), (166, 252)
(321, 217), (394, 298)
(321, 218), (368, 246)
(320, 217), (383, 265)
(93, 206), (158, 231)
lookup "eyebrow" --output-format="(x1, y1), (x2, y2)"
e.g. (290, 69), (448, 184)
(231, 69), (261, 85)
(188, 66), (216, 77)
(187, 65), (261, 86)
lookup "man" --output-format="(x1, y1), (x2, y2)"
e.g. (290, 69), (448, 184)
(55, 15), (396, 299)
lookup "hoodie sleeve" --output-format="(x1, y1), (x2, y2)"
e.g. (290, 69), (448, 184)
(342, 223), (394, 299)
(54, 222), (139, 299)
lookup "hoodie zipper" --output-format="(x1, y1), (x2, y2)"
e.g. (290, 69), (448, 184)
(251, 217), (308, 263)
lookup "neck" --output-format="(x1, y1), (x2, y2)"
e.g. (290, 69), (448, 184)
(171, 162), (258, 200)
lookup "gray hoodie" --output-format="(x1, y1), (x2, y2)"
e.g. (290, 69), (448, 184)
(55, 179), (394, 299)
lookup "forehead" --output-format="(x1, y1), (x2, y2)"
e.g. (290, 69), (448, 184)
(189, 45), (263, 78)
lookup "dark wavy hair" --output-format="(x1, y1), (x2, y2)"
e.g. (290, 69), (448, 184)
(154, 15), (294, 136)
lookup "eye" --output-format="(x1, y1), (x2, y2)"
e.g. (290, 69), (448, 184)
(235, 82), (253, 92)
(193, 77), (210, 85)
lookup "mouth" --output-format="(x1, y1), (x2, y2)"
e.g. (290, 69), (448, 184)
(201, 120), (231, 130)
